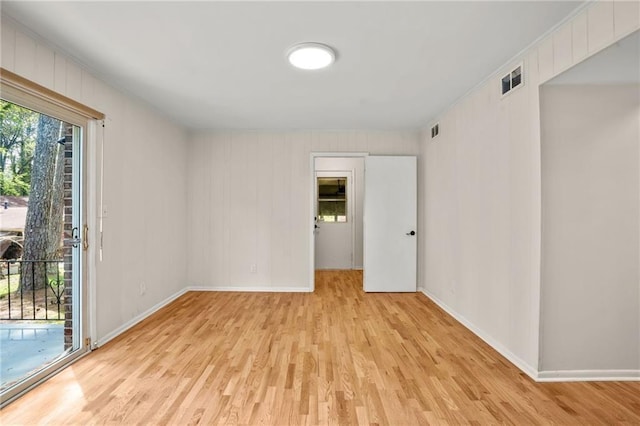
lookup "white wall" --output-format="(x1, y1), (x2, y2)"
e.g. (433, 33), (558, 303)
(540, 84), (640, 373)
(187, 131), (418, 290)
(419, 1), (639, 378)
(1, 18), (189, 345)
(315, 157), (365, 269)
(5, 0), (638, 379)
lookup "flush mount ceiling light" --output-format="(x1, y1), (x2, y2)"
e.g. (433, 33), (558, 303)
(287, 42), (336, 70)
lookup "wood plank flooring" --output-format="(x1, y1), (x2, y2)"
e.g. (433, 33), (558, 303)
(2, 270), (639, 425)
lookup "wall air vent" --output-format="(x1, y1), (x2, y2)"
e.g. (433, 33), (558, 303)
(501, 62), (524, 96)
(431, 123), (439, 138)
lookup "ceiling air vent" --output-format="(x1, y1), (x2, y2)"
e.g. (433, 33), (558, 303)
(431, 123), (439, 139)
(501, 62), (524, 96)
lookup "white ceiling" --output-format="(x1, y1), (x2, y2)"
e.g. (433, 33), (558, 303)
(3, 1), (584, 130)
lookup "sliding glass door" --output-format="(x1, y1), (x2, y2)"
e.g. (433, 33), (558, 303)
(0, 99), (89, 406)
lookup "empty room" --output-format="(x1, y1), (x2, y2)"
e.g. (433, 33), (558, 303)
(1, 1), (639, 424)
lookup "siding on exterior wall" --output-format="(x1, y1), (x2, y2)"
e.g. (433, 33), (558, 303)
(1, 18), (189, 345)
(187, 131), (419, 290)
(419, 0), (640, 378)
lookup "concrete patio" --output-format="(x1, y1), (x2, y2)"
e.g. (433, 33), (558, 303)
(0, 322), (65, 388)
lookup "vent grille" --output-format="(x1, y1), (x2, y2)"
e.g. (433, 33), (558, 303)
(501, 63), (524, 96)
(431, 123), (439, 138)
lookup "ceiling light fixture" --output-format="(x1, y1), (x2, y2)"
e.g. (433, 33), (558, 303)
(287, 42), (336, 70)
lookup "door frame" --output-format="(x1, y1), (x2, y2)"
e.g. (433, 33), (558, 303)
(0, 109), (95, 407)
(309, 152), (368, 292)
(0, 69), (101, 407)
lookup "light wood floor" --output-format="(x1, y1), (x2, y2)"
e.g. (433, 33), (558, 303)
(2, 270), (639, 425)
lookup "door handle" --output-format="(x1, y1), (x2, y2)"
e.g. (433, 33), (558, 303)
(83, 224), (89, 250)
(406, 230), (416, 236)
(64, 227), (81, 247)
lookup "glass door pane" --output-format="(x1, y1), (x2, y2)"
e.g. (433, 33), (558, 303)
(0, 100), (86, 404)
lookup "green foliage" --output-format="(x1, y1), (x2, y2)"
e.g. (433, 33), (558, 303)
(0, 170), (30, 196)
(0, 100), (38, 193)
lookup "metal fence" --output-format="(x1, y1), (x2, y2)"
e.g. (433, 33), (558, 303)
(0, 259), (65, 320)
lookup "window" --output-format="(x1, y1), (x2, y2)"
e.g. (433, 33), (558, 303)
(317, 177), (347, 222)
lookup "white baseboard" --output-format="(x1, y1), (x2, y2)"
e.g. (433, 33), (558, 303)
(537, 370), (640, 382)
(95, 284), (640, 384)
(96, 288), (189, 348)
(418, 286), (539, 381)
(187, 286), (311, 293)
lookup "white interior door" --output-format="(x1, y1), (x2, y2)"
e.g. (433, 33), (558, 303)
(315, 171), (353, 269)
(364, 156), (417, 292)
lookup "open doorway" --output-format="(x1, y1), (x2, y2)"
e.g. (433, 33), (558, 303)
(315, 171), (353, 269)
(539, 30), (640, 377)
(314, 156), (365, 271)
(310, 153), (418, 293)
